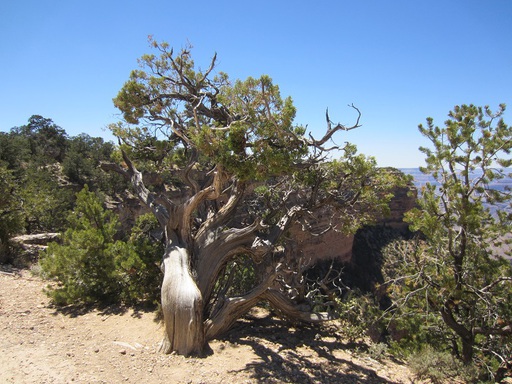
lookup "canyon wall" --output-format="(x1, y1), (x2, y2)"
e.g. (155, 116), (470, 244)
(289, 184), (417, 267)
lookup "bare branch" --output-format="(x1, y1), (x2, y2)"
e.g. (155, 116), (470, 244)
(480, 276), (512, 293)
(195, 181), (246, 243)
(263, 288), (337, 323)
(308, 104), (362, 149)
(99, 161), (129, 179)
(204, 264), (281, 340)
(101, 152), (170, 228)
(181, 148), (200, 194)
(179, 165), (228, 241)
(198, 52), (218, 85)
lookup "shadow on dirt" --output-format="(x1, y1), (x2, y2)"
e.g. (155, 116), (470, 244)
(219, 311), (401, 384)
(49, 301), (158, 320)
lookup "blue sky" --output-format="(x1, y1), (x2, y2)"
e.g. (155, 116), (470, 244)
(1, 1), (511, 168)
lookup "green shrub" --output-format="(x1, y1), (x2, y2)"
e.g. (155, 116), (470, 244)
(20, 164), (74, 233)
(408, 345), (478, 384)
(0, 164), (24, 263)
(40, 187), (163, 306)
(118, 213), (163, 305)
(40, 186), (129, 304)
(335, 291), (383, 343)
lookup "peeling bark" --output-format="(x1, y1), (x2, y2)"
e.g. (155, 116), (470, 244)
(158, 240), (205, 356)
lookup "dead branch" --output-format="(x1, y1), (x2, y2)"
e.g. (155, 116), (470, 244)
(307, 104), (362, 150)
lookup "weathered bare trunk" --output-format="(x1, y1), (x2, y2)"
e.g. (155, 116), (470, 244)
(158, 241), (205, 356)
(264, 289), (336, 322)
(204, 293), (262, 341)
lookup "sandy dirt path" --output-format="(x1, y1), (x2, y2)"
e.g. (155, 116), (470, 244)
(0, 269), (415, 383)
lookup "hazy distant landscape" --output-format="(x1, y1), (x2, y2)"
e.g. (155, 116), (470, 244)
(401, 168), (512, 191)
(401, 168), (512, 212)
(401, 168), (512, 264)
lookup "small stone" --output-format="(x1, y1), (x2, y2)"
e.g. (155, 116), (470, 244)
(119, 349), (127, 355)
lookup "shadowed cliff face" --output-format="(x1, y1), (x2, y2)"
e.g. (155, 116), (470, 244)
(292, 184), (417, 299)
(290, 216), (354, 265)
(348, 225), (414, 293)
(289, 184), (417, 268)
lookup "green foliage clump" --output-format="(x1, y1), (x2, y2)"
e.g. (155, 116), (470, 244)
(40, 186), (130, 304)
(367, 342), (389, 361)
(207, 254), (258, 318)
(335, 291), (383, 343)
(63, 134), (119, 190)
(1, 116), (129, 237)
(20, 165), (74, 233)
(375, 105), (512, 381)
(10, 115), (68, 164)
(0, 164), (24, 262)
(0, 121), (73, 234)
(40, 187), (162, 306)
(218, 254), (257, 297)
(408, 345), (476, 384)
(118, 213), (163, 305)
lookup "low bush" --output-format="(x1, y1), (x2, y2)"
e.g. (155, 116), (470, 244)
(40, 186), (162, 306)
(408, 345), (478, 384)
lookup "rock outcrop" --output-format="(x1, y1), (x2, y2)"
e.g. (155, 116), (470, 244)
(289, 184), (416, 268)
(6, 233), (61, 267)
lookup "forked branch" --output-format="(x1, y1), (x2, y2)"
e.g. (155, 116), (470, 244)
(308, 104), (362, 150)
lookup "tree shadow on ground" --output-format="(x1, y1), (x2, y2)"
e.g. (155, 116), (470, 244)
(220, 311), (402, 384)
(49, 301), (157, 320)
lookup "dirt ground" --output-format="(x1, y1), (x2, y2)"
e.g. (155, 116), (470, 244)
(0, 267), (416, 384)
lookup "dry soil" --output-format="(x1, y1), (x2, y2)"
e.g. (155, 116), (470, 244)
(0, 268), (416, 383)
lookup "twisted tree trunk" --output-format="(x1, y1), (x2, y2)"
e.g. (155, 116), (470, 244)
(101, 149), (350, 357)
(158, 237), (205, 356)
(440, 302), (474, 364)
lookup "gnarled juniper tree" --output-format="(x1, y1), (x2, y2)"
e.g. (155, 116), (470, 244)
(103, 39), (400, 356)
